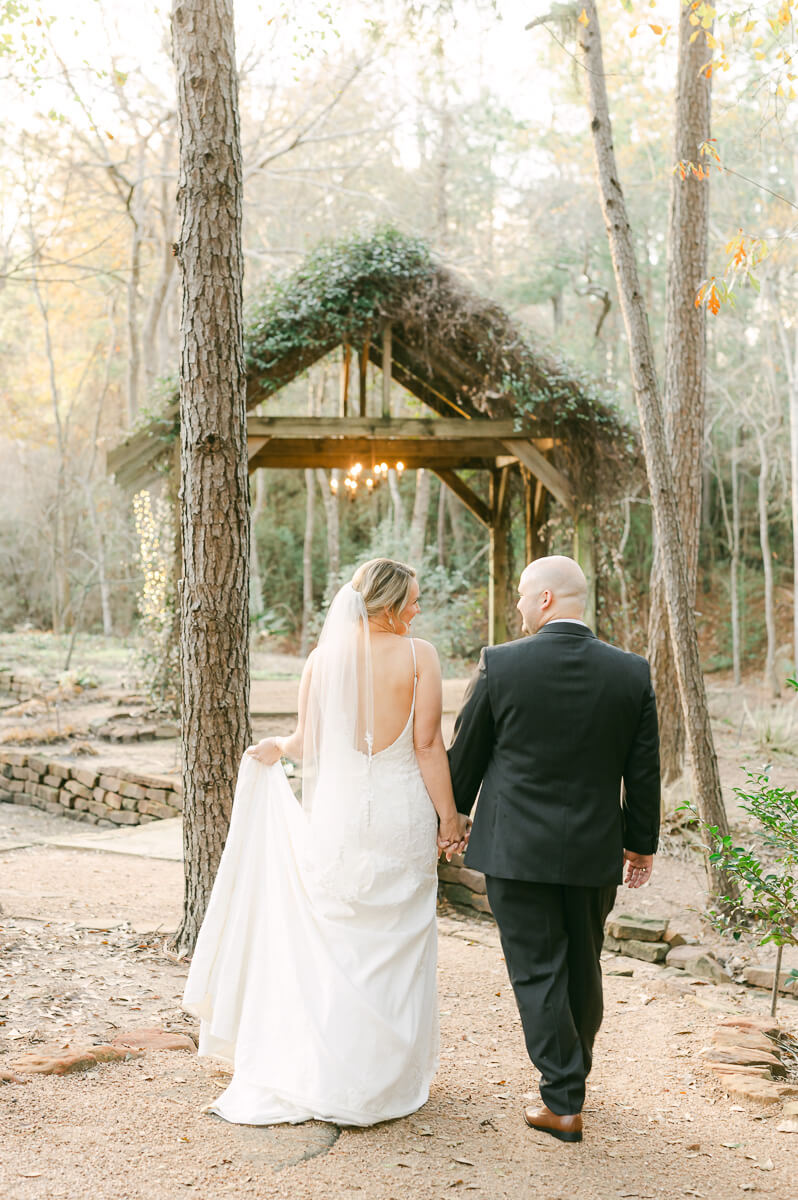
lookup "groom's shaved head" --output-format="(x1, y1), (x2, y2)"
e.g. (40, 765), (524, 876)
(517, 555), (588, 634)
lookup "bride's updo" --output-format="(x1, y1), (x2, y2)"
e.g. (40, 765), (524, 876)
(351, 558), (416, 619)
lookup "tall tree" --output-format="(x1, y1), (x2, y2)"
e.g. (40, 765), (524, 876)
(647, 0), (713, 783)
(170, 0), (250, 956)
(573, 0), (734, 897)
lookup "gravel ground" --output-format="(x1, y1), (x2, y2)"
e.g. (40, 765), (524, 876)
(2, 841), (798, 1200)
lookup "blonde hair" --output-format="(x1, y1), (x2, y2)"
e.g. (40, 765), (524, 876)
(351, 557), (416, 620)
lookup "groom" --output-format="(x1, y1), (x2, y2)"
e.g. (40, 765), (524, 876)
(448, 555), (660, 1143)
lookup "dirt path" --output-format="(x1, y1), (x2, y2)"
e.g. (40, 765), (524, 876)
(2, 842), (797, 1200)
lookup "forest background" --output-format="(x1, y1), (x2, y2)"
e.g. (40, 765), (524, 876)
(1, 0), (796, 692)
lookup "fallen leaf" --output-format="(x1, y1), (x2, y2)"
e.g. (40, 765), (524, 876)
(453, 1157), (475, 1166)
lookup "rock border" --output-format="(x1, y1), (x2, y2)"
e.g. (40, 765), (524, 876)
(0, 749), (181, 828)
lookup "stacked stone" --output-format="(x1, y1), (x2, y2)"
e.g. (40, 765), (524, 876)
(602, 914), (677, 962)
(0, 668), (43, 701)
(0, 749), (181, 828)
(701, 1015), (798, 1106)
(437, 854), (492, 915)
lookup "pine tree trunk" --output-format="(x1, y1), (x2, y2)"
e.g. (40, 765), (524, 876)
(790, 330), (798, 674)
(170, 0), (250, 956)
(756, 430), (779, 697)
(447, 487), (463, 563)
(388, 468), (405, 542)
(437, 482), (447, 566)
(300, 469), (315, 656)
(249, 469), (266, 617)
(408, 468), (431, 565)
(730, 435), (742, 686)
(647, 0), (712, 783)
(577, 1), (734, 898)
(317, 469), (340, 584)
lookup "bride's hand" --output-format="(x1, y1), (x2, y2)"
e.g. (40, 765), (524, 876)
(246, 736), (283, 766)
(437, 813), (471, 862)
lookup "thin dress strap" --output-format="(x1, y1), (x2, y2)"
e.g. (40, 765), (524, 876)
(409, 637), (418, 710)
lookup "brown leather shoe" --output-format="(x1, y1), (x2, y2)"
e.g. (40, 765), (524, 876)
(523, 1103), (583, 1143)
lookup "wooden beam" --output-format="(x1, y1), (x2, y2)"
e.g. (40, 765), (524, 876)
(432, 469), (490, 527)
(247, 436), (269, 462)
(340, 342), (351, 418)
(359, 321), (371, 417)
(381, 321), (391, 418)
(489, 466), (512, 646)
(368, 336), (468, 419)
(249, 441), (503, 470)
(522, 467), (533, 563)
(502, 439), (574, 512)
(246, 416), (550, 441)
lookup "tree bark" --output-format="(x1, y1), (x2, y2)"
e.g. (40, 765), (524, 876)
(730, 433), (742, 686)
(577, 1), (734, 897)
(756, 429), (779, 697)
(170, 0), (250, 956)
(647, 0), (712, 783)
(317, 469), (340, 583)
(437, 480), (447, 566)
(125, 144), (146, 426)
(408, 468), (431, 565)
(388, 468), (405, 541)
(249, 468), (266, 617)
(447, 486), (463, 563)
(300, 468), (315, 656)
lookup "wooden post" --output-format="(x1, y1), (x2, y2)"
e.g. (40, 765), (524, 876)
(573, 510), (597, 631)
(340, 342), (351, 418)
(359, 321), (371, 418)
(489, 466), (511, 646)
(382, 321), (392, 418)
(522, 468), (533, 563)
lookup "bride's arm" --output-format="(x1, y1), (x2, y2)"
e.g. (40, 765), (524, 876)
(247, 651), (315, 765)
(413, 640), (470, 856)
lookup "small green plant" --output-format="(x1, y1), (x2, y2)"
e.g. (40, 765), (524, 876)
(686, 675), (798, 1015)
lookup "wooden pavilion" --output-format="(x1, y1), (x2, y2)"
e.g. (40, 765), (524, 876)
(108, 231), (632, 643)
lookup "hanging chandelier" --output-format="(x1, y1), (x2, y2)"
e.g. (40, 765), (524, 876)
(329, 460), (405, 499)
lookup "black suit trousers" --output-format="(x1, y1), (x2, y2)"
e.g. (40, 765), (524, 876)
(485, 876), (617, 1115)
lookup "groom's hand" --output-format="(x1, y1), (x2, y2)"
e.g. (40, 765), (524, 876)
(623, 850), (653, 889)
(438, 814), (472, 861)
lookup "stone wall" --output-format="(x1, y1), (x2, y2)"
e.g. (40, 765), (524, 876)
(437, 853), (492, 915)
(0, 669), (45, 701)
(0, 749), (181, 828)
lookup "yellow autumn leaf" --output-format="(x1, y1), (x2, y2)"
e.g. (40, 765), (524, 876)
(705, 31), (717, 48)
(629, 23), (638, 36)
(578, 7), (589, 25)
(744, 20), (755, 32)
(649, 23), (662, 34)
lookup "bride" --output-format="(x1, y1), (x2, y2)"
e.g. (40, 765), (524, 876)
(182, 557), (471, 1126)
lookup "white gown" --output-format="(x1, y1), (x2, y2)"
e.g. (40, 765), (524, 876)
(182, 646), (440, 1126)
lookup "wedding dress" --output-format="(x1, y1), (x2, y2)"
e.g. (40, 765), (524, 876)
(182, 586), (440, 1126)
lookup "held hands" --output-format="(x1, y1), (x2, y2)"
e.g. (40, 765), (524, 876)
(623, 850), (653, 889)
(437, 812), (472, 862)
(246, 736), (283, 766)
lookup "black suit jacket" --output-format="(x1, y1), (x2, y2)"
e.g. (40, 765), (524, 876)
(447, 623), (660, 887)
